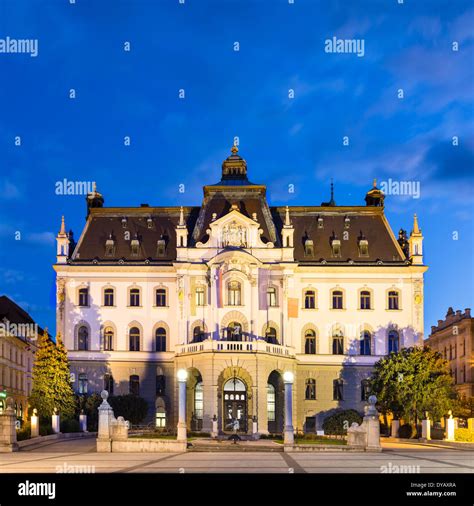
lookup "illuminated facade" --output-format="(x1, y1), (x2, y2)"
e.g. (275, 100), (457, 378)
(55, 147), (427, 434)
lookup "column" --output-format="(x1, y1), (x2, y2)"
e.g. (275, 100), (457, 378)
(177, 369), (188, 441)
(283, 371), (294, 445)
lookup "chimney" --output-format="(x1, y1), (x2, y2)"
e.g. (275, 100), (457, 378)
(465, 308), (471, 317)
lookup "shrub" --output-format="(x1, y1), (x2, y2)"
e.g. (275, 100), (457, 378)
(398, 423), (414, 439)
(60, 419), (81, 433)
(39, 421), (54, 436)
(109, 394), (148, 425)
(431, 427), (445, 440)
(17, 422), (31, 441)
(455, 428), (474, 442)
(322, 410), (363, 435)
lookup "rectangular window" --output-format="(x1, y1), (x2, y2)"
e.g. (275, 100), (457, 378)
(304, 291), (316, 309)
(388, 291), (399, 310)
(78, 288), (89, 307)
(104, 289), (114, 306)
(267, 385), (276, 422)
(156, 289), (166, 307)
(130, 289), (140, 307)
(360, 291), (371, 310)
(195, 287), (205, 306)
(78, 374), (88, 394)
(333, 380), (343, 401)
(155, 411), (166, 428)
(332, 291), (343, 310)
(267, 288), (277, 307)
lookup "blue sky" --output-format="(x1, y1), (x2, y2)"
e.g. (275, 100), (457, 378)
(0, 0), (472, 337)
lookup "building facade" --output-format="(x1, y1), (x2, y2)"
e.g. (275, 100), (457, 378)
(426, 308), (473, 401)
(55, 147), (427, 434)
(0, 296), (40, 422)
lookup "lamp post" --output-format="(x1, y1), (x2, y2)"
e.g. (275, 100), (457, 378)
(177, 369), (188, 441)
(283, 371), (294, 445)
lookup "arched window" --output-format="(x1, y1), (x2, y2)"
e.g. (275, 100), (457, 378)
(305, 379), (316, 400)
(332, 329), (344, 355)
(78, 326), (89, 351)
(78, 288), (89, 307)
(267, 384), (276, 422)
(104, 373), (114, 394)
(129, 288), (140, 307)
(226, 321), (242, 341)
(360, 331), (371, 356)
(155, 327), (166, 351)
(155, 407), (166, 428)
(194, 382), (204, 420)
(388, 291), (399, 310)
(104, 288), (114, 306)
(78, 373), (88, 394)
(129, 375), (140, 396)
(304, 290), (316, 309)
(265, 326), (278, 344)
(103, 327), (114, 351)
(333, 379), (343, 400)
(332, 290), (343, 309)
(228, 281), (241, 306)
(267, 287), (277, 307)
(156, 288), (166, 307)
(361, 379), (370, 401)
(360, 290), (371, 310)
(388, 330), (399, 354)
(156, 375), (166, 396)
(304, 329), (316, 354)
(192, 326), (204, 343)
(129, 327), (140, 351)
(195, 286), (205, 307)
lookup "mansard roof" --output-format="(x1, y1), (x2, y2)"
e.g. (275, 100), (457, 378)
(67, 147), (407, 266)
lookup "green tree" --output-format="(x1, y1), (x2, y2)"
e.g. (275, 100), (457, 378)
(29, 330), (75, 420)
(369, 346), (457, 429)
(109, 394), (148, 425)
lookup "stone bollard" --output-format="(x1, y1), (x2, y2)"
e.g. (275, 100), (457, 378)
(252, 416), (259, 439)
(79, 411), (88, 432)
(421, 413), (431, 441)
(97, 390), (114, 452)
(0, 397), (18, 452)
(52, 408), (60, 434)
(31, 408), (39, 438)
(445, 411), (455, 441)
(211, 415), (218, 439)
(391, 419), (400, 438)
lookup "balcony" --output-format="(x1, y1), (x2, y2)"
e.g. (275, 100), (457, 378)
(175, 339), (295, 358)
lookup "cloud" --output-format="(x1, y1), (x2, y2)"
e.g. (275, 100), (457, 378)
(0, 180), (21, 200)
(0, 268), (25, 284)
(26, 232), (55, 245)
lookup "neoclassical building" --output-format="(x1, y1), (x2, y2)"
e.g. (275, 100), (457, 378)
(54, 147), (427, 434)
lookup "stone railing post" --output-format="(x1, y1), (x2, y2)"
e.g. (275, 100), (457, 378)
(97, 390), (114, 452)
(211, 414), (218, 439)
(79, 411), (88, 432)
(364, 395), (381, 452)
(445, 410), (455, 441)
(391, 419), (400, 438)
(0, 397), (18, 452)
(52, 408), (60, 434)
(252, 416), (258, 439)
(421, 413), (431, 441)
(31, 408), (39, 438)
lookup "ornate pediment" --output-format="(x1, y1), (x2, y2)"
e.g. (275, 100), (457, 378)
(196, 208), (273, 249)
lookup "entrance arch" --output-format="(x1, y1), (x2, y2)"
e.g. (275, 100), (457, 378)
(223, 378), (248, 433)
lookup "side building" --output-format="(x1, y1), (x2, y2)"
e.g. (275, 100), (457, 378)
(0, 295), (41, 422)
(426, 307), (473, 401)
(54, 147), (428, 434)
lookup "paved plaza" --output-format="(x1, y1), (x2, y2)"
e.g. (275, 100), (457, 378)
(0, 437), (473, 474)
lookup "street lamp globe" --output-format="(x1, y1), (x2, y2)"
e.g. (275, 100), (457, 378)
(177, 369), (188, 382)
(283, 371), (294, 384)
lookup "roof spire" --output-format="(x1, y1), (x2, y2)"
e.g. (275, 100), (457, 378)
(373, 178), (377, 188)
(412, 213), (421, 235)
(321, 179), (336, 207)
(284, 205), (292, 227)
(178, 206), (186, 228)
(231, 145), (238, 155)
(58, 216), (67, 237)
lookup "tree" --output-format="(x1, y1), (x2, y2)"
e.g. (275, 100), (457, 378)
(29, 330), (76, 420)
(109, 394), (148, 425)
(369, 346), (457, 428)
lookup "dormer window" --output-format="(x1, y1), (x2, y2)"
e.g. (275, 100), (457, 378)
(157, 239), (166, 257)
(344, 216), (350, 229)
(147, 217), (153, 229)
(131, 236), (140, 257)
(121, 217), (127, 229)
(105, 235), (115, 257)
(331, 238), (341, 257)
(358, 237), (369, 257)
(318, 217), (323, 229)
(304, 239), (314, 257)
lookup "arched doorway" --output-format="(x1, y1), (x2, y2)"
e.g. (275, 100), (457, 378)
(223, 378), (247, 433)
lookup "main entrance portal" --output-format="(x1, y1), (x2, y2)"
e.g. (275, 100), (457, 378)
(223, 378), (247, 433)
